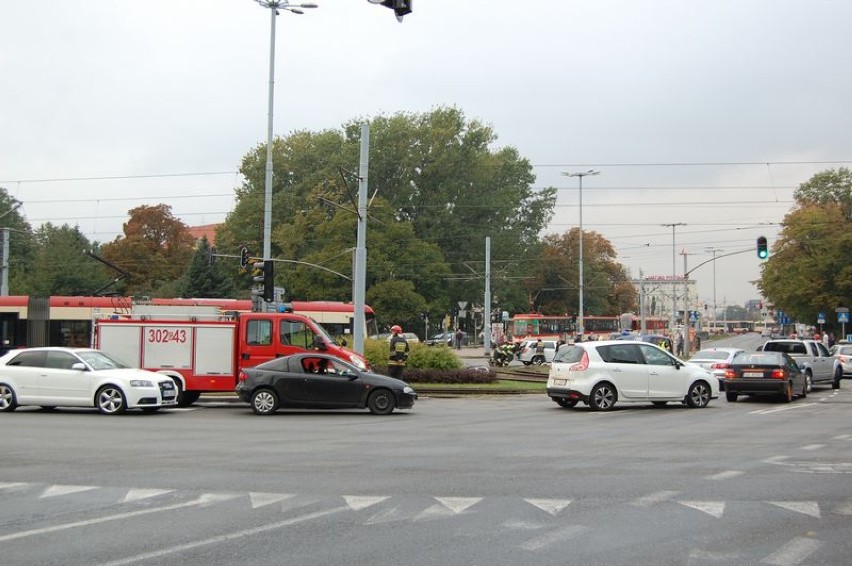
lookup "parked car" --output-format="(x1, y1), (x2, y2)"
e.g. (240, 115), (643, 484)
(236, 352), (417, 415)
(425, 331), (468, 347)
(723, 351), (807, 403)
(546, 340), (718, 411)
(687, 347), (746, 390)
(518, 339), (559, 365)
(0, 347), (178, 415)
(831, 344), (852, 377)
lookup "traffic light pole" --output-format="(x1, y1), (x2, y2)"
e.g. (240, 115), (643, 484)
(352, 124), (369, 355)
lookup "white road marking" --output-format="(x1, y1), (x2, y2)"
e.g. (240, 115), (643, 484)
(525, 498), (572, 516)
(435, 496), (481, 513)
(831, 434), (851, 440)
(122, 489), (175, 503)
(0, 493), (239, 543)
(96, 506), (348, 566)
(630, 490), (679, 507)
(40, 484), (98, 498)
(249, 492), (296, 509)
(688, 549), (743, 562)
(767, 501), (821, 518)
(762, 455), (790, 465)
(831, 499), (852, 515)
(760, 536), (822, 565)
(364, 506), (413, 525)
(678, 501), (725, 518)
(0, 482), (30, 490)
(519, 525), (587, 551)
(414, 503), (457, 521)
(706, 470), (744, 481)
(799, 444), (825, 451)
(343, 495), (389, 511)
(750, 403), (817, 415)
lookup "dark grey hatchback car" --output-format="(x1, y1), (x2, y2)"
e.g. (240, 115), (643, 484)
(236, 353), (417, 415)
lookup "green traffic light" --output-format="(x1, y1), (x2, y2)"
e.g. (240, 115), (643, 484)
(757, 236), (768, 259)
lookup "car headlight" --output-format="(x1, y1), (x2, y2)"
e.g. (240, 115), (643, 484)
(349, 355), (367, 370)
(129, 380), (154, 388)
(403, 386), (415, 394)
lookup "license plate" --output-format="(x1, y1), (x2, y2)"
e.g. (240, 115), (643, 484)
(553, 379), (567, 386)
(162, 392), (176, 399)
(743, 371), (763, 378)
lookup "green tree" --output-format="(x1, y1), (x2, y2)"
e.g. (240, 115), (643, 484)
(177, 236), (235, 298)
(101, 204), (196, 296)
(0, 188), (35, 294)
(28, 223), (111, 295)
(215, 107), (555, 318)
(794, 167), (852, 218)
(366, 279), (428, 335)
(759, 202), (851, 323)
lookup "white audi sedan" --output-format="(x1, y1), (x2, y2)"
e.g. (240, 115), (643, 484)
(546, 340), (718, 411)
(0, 347), (177, 415)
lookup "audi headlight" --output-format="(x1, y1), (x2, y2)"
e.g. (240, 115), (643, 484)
(403, 386), (415, 395)
(129, 380), (154, 388)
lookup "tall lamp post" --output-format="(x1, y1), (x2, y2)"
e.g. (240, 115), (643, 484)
(661, 223), (685, 337)
(0, 202), (22, 296)
(705, 247), (723, 322)
(562, 170), (600, 339)
(253, 1), (317, 262)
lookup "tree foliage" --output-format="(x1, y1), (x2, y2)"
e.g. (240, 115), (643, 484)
(28, 223), (111, 296)
(526, 228), (638, 315)
(178, 236), (235, 298)
(0, 188), (35, 294)
(101, 204), (196, 296)
(216, 107), (556, 325)
(760, 169), (852, 325)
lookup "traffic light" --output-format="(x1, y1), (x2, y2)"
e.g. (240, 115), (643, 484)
(239, 246), (250, 269)
(369, 0), (412, 21)
(756, 236), (768, 260)
(252, 260), (275, 302)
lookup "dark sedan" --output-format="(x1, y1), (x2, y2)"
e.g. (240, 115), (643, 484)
(723, 351), (807, 403)
(236, 353), (417, 415)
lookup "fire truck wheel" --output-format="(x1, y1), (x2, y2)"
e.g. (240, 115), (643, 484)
(251, 389), (279, 415)
(367, 389), (396, 415)
(178, 391), (201, 407)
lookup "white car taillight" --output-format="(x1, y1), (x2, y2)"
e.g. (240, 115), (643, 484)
(569, 351), (589, 371)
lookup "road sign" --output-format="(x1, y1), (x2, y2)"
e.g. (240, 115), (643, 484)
(839, 312), (850, 324)
(818, 312), (826, 324)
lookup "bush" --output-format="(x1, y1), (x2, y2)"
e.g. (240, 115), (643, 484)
(363, 339), (494, 383)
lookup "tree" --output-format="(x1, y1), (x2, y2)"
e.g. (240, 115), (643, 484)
(760, 168), (852, 324)
(366, 279), (428, 334)
(101, 204), (196, 296)
(28, 223), (111, 296)
(526, 228), (637, 315)
(178, 236), (235, 298)
(216, 107), (555, 319)
(0, 187), (35, 294)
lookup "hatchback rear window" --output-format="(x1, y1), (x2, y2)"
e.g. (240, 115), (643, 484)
(553, 346), (584, 363)
(733, 352), (785, 365)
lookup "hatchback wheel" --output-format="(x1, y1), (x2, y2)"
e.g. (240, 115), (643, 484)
(0, 383), (18, 412)
(250, 389), (279, 415)
(96, 385), (127, 415)
(589, 383), (616, 411)
(533, 356), (544, 365)
(686, 381), (711, 408)
(368, 389), (396, 415)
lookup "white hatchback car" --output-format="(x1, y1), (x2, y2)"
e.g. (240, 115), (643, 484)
(0, 347), (178, 415)
(546, 340), (718, 411)
(518, 339), (560, 365)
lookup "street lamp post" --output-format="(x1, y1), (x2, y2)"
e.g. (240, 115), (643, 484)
(562, 170), (600, 339)
(253, 1), (317, 263)
(661, 223), (685, 338)
(705, 247), (723, 321)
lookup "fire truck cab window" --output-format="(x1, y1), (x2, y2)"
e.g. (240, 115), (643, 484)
(280, 321), (313, 350)
(246, 320), (272, 346)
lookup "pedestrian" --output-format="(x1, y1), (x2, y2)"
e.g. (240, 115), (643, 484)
(828, 332), (835, 348)
(387, 325), (409, 379)
(454, 328), (464, 350)
(822, 333), (830, 347)
(675, 333), (684, 357)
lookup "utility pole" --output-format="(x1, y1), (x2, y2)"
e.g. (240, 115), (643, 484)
(662, 223), (685, 337)
(352, 123), (369, 354)
(484, 236), (492, 355)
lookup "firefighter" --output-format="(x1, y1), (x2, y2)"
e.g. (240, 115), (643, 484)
(387, 325), (410, 379)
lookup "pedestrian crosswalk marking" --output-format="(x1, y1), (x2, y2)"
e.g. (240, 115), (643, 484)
(123, 489), (175, 503)
(249, 492), (296, 509)
(525, 498), (572, 516)
(678, 501), (725, 518)
(435, 496), (481, 513)
(767, 501), (820, 518)
(343, 495), (389, 511)
(40, 485), (98, 498)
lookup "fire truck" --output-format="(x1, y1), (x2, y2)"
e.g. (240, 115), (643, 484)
(93, 305), (369, 406)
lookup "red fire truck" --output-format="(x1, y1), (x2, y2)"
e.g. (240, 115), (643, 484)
(93, 307), (369, 406)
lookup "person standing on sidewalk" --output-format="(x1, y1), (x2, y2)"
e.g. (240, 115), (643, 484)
(388, 325), (410, 379)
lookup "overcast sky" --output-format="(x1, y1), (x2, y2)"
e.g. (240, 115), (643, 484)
(2, 0), (851, 309)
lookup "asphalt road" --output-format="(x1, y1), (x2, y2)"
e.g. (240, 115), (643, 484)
(2, 369), (851, 566)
